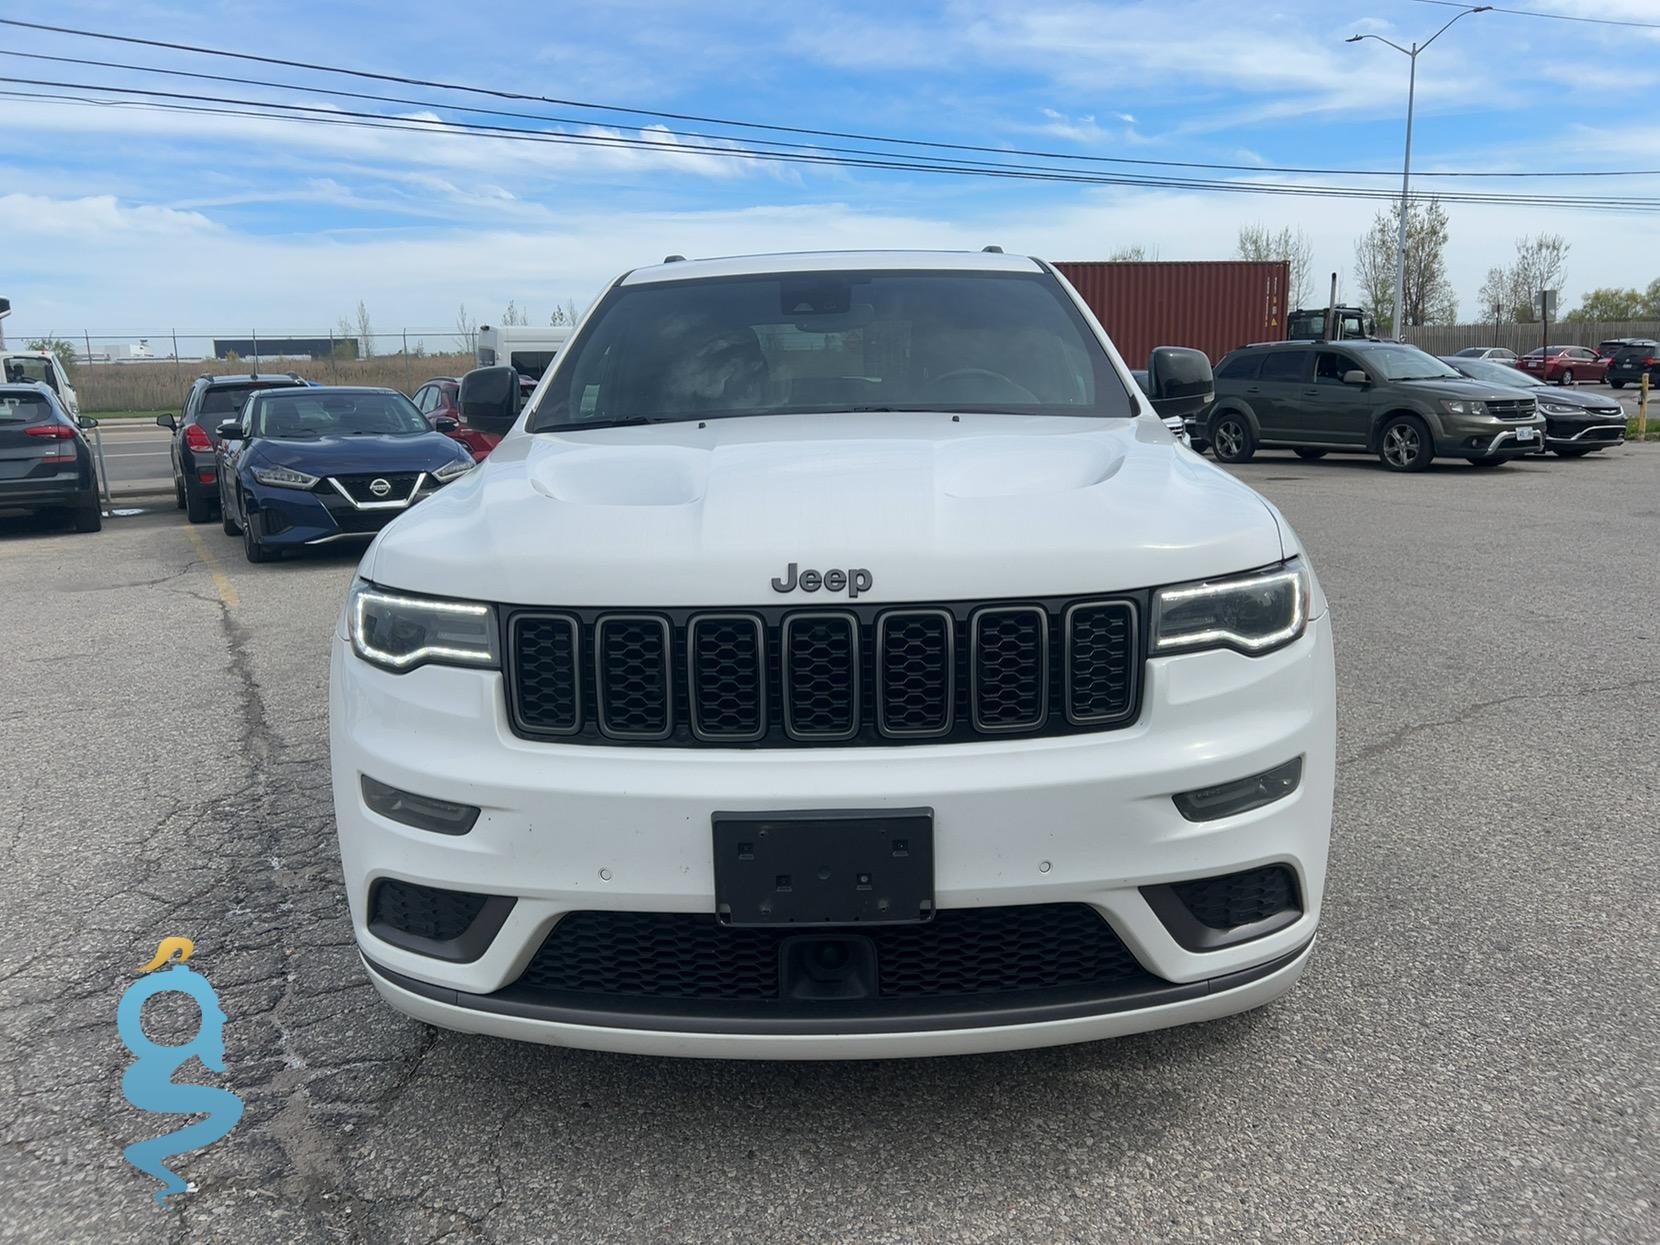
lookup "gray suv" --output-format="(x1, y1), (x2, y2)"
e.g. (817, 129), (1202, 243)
(1207, 341), (1546, 471)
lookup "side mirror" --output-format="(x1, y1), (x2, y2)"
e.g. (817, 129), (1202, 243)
(216, 419), (244, 440)
(1145, 346), (1214, 421)
(1341, 369), (1369, 386)
(156, 413), (178, 431)
(434, 416), (460, 434)
(459, 366), (522, 437)
(78, 416), (99, 430)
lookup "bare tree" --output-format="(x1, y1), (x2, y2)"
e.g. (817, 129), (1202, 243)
(334, 315), (358, 360)
(1105, 245), (1156, 262)
(454, 302), (478, 353)
(1353, 198), (1457, 333)
(1236, 223), (1314, 308)
(1506, 233), (1570, 323)
(549, 299), (581, 327)
(500, 300), (529, 326)
(354, 300), (375, 357)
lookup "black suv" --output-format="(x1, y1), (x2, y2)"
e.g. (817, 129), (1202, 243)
(1207, 340), (1546, 471)
(1605, 341), (1660, 390)
(157, 373), (308, 521)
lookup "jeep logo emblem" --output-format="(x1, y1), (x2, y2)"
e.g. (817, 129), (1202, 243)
(369, 478), (392, 498)
(770, 562), (872, 597)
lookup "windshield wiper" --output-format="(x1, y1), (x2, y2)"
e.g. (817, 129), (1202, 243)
(551, 416), (667, 431)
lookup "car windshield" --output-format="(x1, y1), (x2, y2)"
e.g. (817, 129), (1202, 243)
(1448, 358), (1541, 388)
(250, 391), (430, 439)
(528, 269), (1128, 430)
(1362, 345), (1461, 381)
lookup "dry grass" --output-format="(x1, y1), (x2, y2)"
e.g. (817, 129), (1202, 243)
(73, 352), (476, 413)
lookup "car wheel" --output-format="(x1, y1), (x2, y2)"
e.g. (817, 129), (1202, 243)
(1559, 370), (1574, 386)
(72, 493), (103, 532)
(1379, 415), (1432, 472)
(1465, 457), (1507, 469)
(185, 486), (214, 524)
(1609, 381), (1625, 390)
(1554, 447), (1594, 458)
(1210, 413), (1255, 463)
(1294, 448), (1328, 460)
(241, 506), (273, 563)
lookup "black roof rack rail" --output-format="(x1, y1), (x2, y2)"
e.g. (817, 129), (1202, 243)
(982, 245), (1003, 253)
(663, 254), (687, 263)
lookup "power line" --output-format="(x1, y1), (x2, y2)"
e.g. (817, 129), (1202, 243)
(8, 82), (1658, 213)
(1404, 0), (1660, 31)
(3, 15), (1656, 183)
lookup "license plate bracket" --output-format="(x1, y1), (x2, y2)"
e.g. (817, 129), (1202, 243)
(712, 809), (934, 927)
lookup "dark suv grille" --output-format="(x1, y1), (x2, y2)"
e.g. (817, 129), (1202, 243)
(329, 472), (422, 504)
(370, 878), (489, 942)
(515, 905), (1151, 1002)
(1486, 398), (1535, 421)
(1170, 865), (1299, 930)
(504, 597), (1141, 748)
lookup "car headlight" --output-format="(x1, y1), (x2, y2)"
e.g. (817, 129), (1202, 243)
(1152, 560), (1310, 656)
(429, 458), (474, 484)
(1440, 399), (1487, 417)
(347, 580), (499, 672)
(1537, 402), (1579, 415)
(251, 464), (320, 489)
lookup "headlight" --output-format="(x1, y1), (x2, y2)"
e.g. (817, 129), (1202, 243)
(1152, 560), (1310, 656)
(1537, 402), (1578, 415)
(347, 580), (498, 672)
(429, 458), (474, 484)
(1440, 399), (1487, 417)
(251, 464), (320, 489)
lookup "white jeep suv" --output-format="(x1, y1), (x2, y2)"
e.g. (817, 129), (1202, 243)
(329, 250), (1335, 1059)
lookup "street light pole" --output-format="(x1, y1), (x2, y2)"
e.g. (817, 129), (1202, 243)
(1348, 5), (1490, 340)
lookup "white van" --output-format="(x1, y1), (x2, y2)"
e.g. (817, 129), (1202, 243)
(475, 325), (572, 381)
(0, 350), (79, 415)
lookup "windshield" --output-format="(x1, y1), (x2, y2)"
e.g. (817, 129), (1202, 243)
(528, 269), (1128, 430)
(249, 391), (430, 439)
(1363, 345), (1462, 381)
(1450, 358), (1541, 388)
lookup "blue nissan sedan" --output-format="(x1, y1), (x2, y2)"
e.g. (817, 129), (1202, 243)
(216, 386), (473, 562)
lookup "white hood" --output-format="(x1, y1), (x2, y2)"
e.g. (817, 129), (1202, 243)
(364, 412), (1286, 606)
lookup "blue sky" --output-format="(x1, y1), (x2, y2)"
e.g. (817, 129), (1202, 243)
(2, 0), (1658, 350)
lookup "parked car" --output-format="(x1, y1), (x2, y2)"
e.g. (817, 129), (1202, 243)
(411, 374), (534, 460)
(1605, 342), (1660, 390)
(329, 249), (1337, 1059)
(1442, 356), (1626, 457)
(1451, 346), (1517, 362)
(0, 382), (101, 531)
(0, 350), (79, 415)
(216, 386), (473, 562)
(1514, 345), (1606, 385)
(157, 373), (308, 522)
(1208, 339), (1544, 471)
(1596, 337), (1657, 361)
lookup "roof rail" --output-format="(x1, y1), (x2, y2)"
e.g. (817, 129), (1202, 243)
(982, 245), (1003, 253)
(663, 254), (687, 263)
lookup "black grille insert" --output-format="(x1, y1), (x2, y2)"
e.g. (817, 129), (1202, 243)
(689, 615), (765, 741)
(1065, 601), (1137, 724)
(515, 905), (1151, 1002)
(512, 614), (581, 734)
(877, 609), (954, 737)
(595, 615), (672, 740)
(370, 878), (489, 943)
(782, 613), (859, 740)
(972, 606), (1047, 731)
(330, 472), (422, 504)
(1170, 865), (1300, 930)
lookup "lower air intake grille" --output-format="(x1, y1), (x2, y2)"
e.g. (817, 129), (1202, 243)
(1170, 865), (1300, 930)
(369, 878), (489, 943)
(515, 905), (1150, 1001)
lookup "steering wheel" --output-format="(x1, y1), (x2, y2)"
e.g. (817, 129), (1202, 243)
(923, 367), (1041, 404)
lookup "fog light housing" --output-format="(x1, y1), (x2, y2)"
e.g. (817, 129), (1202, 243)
(361, 775), (480, 835)
(1173, 757), (1302, 822)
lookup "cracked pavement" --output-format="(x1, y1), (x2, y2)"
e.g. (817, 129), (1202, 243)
(1, 447), (1656, 1243)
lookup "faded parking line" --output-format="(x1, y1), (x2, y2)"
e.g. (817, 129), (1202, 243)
(184, 524), (240, 608)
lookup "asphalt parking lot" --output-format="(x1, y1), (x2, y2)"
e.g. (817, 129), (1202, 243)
(2, 446), (1657, 1243)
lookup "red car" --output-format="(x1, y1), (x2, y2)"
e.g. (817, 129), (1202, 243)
(411, 374), (537, 460)
(1514, 346), (1606, 386)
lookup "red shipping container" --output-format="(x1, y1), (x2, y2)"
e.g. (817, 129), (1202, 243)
(1051, 260), (1289, 366)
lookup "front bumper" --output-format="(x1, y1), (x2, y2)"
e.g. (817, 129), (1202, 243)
(1433, 415), (1548, 458)
(329, 612), (1336, 1058)
(247, 479), (433, 547)
(1543, 417), (1626, 448)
